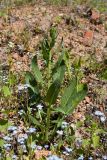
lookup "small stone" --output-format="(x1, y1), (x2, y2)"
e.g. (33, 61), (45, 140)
(85, 96), (90, 103)
(83, 30), (93, 46)
(13, 53), (19, 60)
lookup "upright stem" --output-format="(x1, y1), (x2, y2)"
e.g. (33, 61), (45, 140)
(48, 51), (52, 88)
(45, 105), (51, 142)
(45, 51), (52, 141)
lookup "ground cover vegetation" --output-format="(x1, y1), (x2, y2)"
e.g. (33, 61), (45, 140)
(0, 0), (107, 159)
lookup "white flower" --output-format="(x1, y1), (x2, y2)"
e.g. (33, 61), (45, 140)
(61, 121), (68, 129)
(17, 84), (29, 91)
(21, 144), (27, 152)
(54, 143), (58, 147)
(100, 116), (106, 123)
(62, 151), (70, 156)
(94, 111), (104, 116)
(78, 155), (84, 160)
(12, 155), (18, 160)
(8, 42), (14, 48)
(47, 155), (63, 160)
(27, 127), (36, 134)
(36, 104), (43, 110)
(56, 130), (63, 136)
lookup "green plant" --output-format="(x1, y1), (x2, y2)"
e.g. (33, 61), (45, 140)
(25, 27), (87, 143)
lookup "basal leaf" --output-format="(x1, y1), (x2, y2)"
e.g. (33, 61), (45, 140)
(57, 80), (87, 115)
(100, 69), (107, 80)
(92, 134), (100, 148)
(2, 86), (11, 97)
(60, 78), (77, 109)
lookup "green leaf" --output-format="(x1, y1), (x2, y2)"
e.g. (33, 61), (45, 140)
(41, 38), (50, 64)
(71, 84), (87, 108)
(92, 134), (100, 148)
(100, 69), (107, 80)
(2, 86), (11, 97)
(52, 51), (65, 75)
(9, 73), (17, 86)
(53, 64), (65, 82)
(45, 80), (61, 105)
(31, 55), (43, 84)
(56, 79), (87, 115)
(50, 27), (57, 49)
(28, 115), (44, 131)
(0, 119), (8, 125)
(0, 139), (4, 148)
(82, 139), (90, 148)
(60, 78), (77, 109)
(25, 71), (39, 93)
(0, 119), (8, 132)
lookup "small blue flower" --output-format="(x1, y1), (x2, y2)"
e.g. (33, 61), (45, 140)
(102, 155), (107, 160)
(3, 143), (11, 150)
(3, 136), (13, 141)
(12, 155), (18, 160)
(94, 111), (104, 116)
(21, 144), (27, 153)
(44, 144), (49, 149)
(88, 157), (93, 160)
(17, 137), (25, 145)
(78, 155), (84, 160)
(12, 130), (18, 136)
(47, 155), (63, 160)
(8, 126), (17, 132)
(76, 139), (82, 147)
(18, 109), (25, 115)
(65, 147), (72, 153)
(54, 143), (58, 147)
(61, 121), (68, 129)
(37, 145), (42, 150)
(27, 127), (36, 134)
(31, 144), (37, 149)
